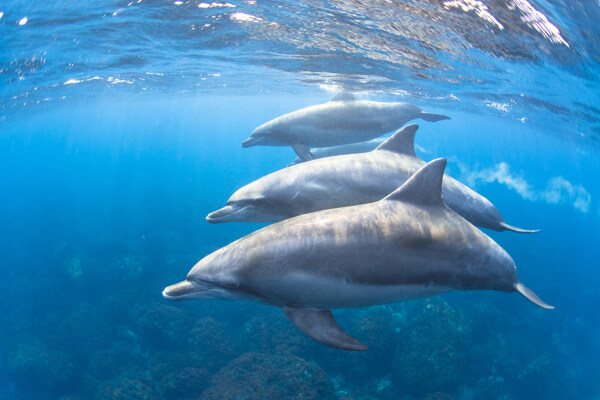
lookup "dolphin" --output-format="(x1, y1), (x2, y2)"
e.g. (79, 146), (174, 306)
(289, 138), (386, 165)
(241, 92), (450, 161)
(210, 124), (538, 233)
(164, 159), (553, 351)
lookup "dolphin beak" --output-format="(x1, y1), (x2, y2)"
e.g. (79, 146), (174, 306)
(241, 137), (258, 148)
(206, 205), (243, 223)
(163, 280), (207, 301)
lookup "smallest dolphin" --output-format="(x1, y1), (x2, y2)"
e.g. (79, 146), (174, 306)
(289, 138), (386, 165)
(242, 92), (449, 160)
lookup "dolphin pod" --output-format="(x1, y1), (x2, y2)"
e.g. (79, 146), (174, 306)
(209, 124), (538, 233)
(242, 92), (450, 161)
(164, 159), (553, 351)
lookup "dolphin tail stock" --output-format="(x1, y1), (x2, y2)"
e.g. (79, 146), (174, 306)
(499, 222), (540, 234)
(419, 112), (451, 122)
(282, 306), (368, 351)
(514, 282), (554, 310)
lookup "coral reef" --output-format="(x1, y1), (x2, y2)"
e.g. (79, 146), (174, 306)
(86, 342), (146, 382)
(133, 303), (193, 350)
(240, 309), (313, 354)
(422, 392), (456, 400)
(95, 372), (160, 400)
(391, 298), (471, 397)
(56, 303), (112, 364)
(160, 367), (209, 400)
(316, 308), (398, 386)
(472, 376), (505, 400)
(186, 317), (239, 373)
(7, 337), (77, 394)
(200, 352), (336, 400)
(57, 395), (88, 400)
(59, 252), (102, 283)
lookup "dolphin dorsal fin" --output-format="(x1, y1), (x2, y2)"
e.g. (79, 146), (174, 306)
(383, 158), (447, 206)
(375, 124), (419, 157)
(330, 92), (356, 102)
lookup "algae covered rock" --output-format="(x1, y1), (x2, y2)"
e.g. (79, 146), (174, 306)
(200, 352), (336, 400)
(134, 302), (193, 349)
(240, 309), (312, 354)
(59, 252), (102, 283)
(57, 303), (112, 363)
(186, 317), (239, 373)
(391, 298), (471, 396)
(316, 308), (397, 385)
(160, 367), (210, 400)
(95, 372), (160, 400)
(8, 337), (78, 393)
(86, 342), (146, 381)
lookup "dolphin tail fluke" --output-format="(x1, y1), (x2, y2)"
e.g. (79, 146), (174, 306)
(420, 112), (451, 122)
(515, 282), (554, 310)
(282, 307), (367, 351)
(500, 222), (540, 234)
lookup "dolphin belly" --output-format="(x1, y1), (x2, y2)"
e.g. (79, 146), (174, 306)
(252, 271), (452, 309)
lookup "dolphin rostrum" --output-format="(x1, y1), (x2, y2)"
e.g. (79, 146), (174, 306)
(164, 159), (553, 351)
(211, 124), (538, 233)
(241, 92), (449, 161)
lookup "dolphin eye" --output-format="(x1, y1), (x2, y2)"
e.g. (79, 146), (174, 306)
(222, 280), (237, 289)
(254, 197), (266, 203)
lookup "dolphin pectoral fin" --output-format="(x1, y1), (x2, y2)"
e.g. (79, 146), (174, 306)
(291, 144), (314, 162)
(419, 112), (451, 122)
(282, 307), (367, 351)
(515, 283), (554, 309)
(499, 222), (540, 234)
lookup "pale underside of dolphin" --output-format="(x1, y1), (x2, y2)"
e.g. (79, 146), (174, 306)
(289, 137), (386, 165)
(241, 92), (450, 161)
(164, 159), (553, 351)
(211, 124), (538, 233)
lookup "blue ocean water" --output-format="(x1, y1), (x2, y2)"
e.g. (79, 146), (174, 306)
(1, 1), (599, 399)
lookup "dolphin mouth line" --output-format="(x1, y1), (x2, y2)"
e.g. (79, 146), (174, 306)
(206, 204), (245, 223)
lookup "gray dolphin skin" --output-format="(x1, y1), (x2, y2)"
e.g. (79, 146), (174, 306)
(241, 92), (449, 161)
(165, 159), (553, 351)
(289, 137), (386, 165)
(211, 124), (538, 233)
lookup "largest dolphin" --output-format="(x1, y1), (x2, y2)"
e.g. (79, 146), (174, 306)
(211, 124), (537, 233)
(164, 159), (553, 351)
(242, 92), (449, 160)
